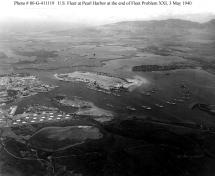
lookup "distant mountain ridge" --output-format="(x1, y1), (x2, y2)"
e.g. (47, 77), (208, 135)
(97, 18), (215, 38)
(1, 18), (214, 36)
(103, 18), (215, 29)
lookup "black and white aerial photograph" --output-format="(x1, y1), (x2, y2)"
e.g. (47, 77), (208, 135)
(0, 0), (215, 175)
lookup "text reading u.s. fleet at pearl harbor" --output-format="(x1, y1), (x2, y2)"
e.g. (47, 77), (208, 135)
(13, 0), (193, 6)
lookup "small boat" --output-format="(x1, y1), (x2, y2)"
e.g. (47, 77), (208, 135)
(166, 101), (176, 105)
(126, 106), (136, 111)
(174, 99), (185, 102)
(141, 105), (152, 110)
(141, 92), (151, 96)
(155, 104), (164, 108)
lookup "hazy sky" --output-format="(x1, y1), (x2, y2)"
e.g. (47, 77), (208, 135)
(0, 0), (215, 24)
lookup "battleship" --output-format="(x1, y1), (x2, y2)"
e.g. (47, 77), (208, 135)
(141, 105), (152, 110)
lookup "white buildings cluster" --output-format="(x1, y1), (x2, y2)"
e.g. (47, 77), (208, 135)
(0, 110), (73, 127)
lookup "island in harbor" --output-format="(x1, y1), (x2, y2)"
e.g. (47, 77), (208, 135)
(54, 71), (148, 94)
(132, 64), (195, 72)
